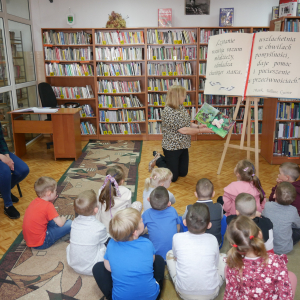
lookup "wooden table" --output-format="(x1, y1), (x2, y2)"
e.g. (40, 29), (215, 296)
(9, 108), (82, 160)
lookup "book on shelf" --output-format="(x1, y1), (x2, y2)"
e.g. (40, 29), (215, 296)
(148, 78), (192, 91)
(284, 18), (300, 32)
(43, 30), (92, 45)
(276, 102), (300, 119)
(219, 8), (234, 27)
(98, 80), (141, 93)
(147, 46), (197, 60)
(99, 123), (141, 135)
(80, 105), (95, 117)
(97, 62), (142, 76)
(14, 107), (59, 113)
(95, 31), (144, 45)
(199, 63), (206, 75)
(200, 28), (245, 43)
(199, 95), (264, 106)
(44, 47), (92, 61)
(279, 0), (299, 17)
(148, 107), (163, 120)
(148, 121), (162, 134)
(80, 122), (96, 135)
(158, 8), (172, 27)
(199, 46), (208, 59)
(95, 47), (143, 61)
(100, 109), (145, 122)
(204, 31), (300, 99)
(52, 85), (94, 99)
(147, 29), (196, 44)
(272, 6), (279, 20)
(147, 62), (192, 76)
(194, 103), (236, 138)
(98, 95), (143, 108)
(275, 121), (300, 138)
(45, 63), (93, 76)
(273, 139), (300, 156)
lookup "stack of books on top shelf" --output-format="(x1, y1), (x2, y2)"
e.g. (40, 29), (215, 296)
(96, 62), (142, 76)
(276, 102), (300, 120)
(147, 62), (192, 75)
(147, 29), (196, 44)
(80, 122), (96, 135)
(94, 31), (145, 45)
(44, 47), (92, 61)
(100, 110), (145, 122)
(148, 122), (162, 134)
(80, 105), (95, 117)
(148, 78), (192, 91)
(43, 31), (92, 45)
(273, 140), (300, 157)
(99, 123), (141, 135)
(98, 95), (143, 108)
(52, 85), (94, 99)
(147, 46), (197, 60)
(45, 63), (93, 76)
(97, 80), (141, 93)
(95, 47), (143, 61)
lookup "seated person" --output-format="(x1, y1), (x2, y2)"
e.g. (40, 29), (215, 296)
(226, 193), (274, 253)
(67, 190), (110, 275)
(23, 176), (71, 249)
(167, 203), (226, 300)
(142, 186), (180, 259)
(182, 178), (222, 245)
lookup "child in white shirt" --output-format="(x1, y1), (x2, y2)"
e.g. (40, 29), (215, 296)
(67, 190), (109, 276)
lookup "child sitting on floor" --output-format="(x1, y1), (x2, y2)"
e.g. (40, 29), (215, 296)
(182, 178), (223, 245)
(269, 162), (300, 216)
(263, 182), (300, 254)
(167, 203), (226, 300)
(92, 208), (165, 300)
(219, 159), (266, 216)
(66, 190), (110, 275)
(23, 176), (71, 249)
(224, 215), (296, 300)
(142, 186), (180, 259)
(96, 166), (141, 229)
(226, 193), (274, 253)
(143, 167), (175, 212)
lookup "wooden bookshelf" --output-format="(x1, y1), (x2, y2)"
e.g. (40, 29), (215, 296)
(42, 26), (269, 141)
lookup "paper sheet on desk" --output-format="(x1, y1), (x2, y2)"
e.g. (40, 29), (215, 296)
(14, 107), (59, 113)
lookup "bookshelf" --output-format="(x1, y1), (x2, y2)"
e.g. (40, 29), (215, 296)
(42, 26), (269, 141)
(261, 16), (300, 164)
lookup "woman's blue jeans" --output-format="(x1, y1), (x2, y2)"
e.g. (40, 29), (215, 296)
(0, 152), (29, 207)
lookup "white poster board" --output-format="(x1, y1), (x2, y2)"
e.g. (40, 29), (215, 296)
(204, 31), (300, 99)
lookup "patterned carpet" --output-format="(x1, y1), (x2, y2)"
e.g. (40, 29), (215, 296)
(0, 140), (142, 300)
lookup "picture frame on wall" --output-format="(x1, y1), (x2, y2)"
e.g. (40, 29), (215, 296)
(185, 0), (210, 15)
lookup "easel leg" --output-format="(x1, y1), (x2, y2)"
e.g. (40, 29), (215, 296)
(217, 97), (242, 175)
(247, 100), (251, 160)
(254, 98), (259, 177)
(240, 97), (250, 148)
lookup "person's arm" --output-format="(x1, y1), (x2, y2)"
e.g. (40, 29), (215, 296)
(292, 209), (300, 228)
(0, 154), (14, 170)
(276, 255), (293, 300)
(53, 215), (67, 227)
(269, 185), (276, 202)
(223, 269), (240, 300)
(168, 191), (176, 205)
(223, 191), (234, 215)
(178, 126), (213, 135)
(104, 259), (111, 272)
(182, 206), (188, 221)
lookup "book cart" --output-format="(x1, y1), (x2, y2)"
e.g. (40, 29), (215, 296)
(41, 26), (269, 141)
(260, 16), (300, 164)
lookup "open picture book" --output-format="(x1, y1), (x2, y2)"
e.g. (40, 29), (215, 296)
(195, 103), (236, 138)
(204, 31), (300, 99)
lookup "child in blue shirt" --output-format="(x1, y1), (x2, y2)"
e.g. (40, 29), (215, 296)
(92, 208), (165, 300)
(142, 186), (181, 260)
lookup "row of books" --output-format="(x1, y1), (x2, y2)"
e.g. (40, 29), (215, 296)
(199, 79), (205, 90)
(95, 47), (143, 61)
(44, 47), (92, 61)
(96, 62), (142, 76)
(98, 95), (143, 108)
(80, 122), (97, 135)
(79, 105), (95, 117)
(100, 109), (145, 122)
(43, 31), (92, 45)
(148, 122), (162, 134)
(147, 29), (197, 44)
(200, 28), (246, 43)
(186, 107), (196, 119)
(99, 123), (141, 135)
(273, 140), (300, 157)
(199, 63), (206, 75)
(94, 31), (145, 45)
(218, 107), (263, 120)
(199, 46), (208, 59)
(231, 122), (262, 134)
(52, 85), (94, 99)
(276, 102), (300, 120)
(147, 46), (197, 60)
(198, 94), (264, 105)
(45, 63), (94, 76)
(147, 62), (192, 76)
(284, 19), (300, 32)
(148, 78), (192, 91)
(148, 107), (163, 120)
(147, 93), (191, 105)
(98, 80), (141, 93)
(275, 122), (300, 139)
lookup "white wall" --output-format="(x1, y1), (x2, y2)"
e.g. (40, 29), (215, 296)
(31, 0), (279, 51)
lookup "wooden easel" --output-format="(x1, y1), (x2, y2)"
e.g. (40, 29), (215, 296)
(217, 96), (261, 177)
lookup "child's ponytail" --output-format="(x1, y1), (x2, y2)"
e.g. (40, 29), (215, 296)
(144, 168), (173, 191)
(235, 160), (265, 203)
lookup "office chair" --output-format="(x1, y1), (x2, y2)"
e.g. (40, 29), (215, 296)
(38, 82), (80, 149)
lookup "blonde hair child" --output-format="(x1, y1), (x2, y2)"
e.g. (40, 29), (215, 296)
(222, 159), (266, 216)
(224, 215), (296, 300)
(143, 167), (175, 211)
(96, 166), (142, 229)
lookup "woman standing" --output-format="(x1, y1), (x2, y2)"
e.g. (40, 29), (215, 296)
(149, 85), (212, 182)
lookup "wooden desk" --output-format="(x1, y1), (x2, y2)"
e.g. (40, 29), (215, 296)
(9, 108), (82, 160)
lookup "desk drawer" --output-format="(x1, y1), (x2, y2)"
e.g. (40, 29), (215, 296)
(13, 120), (53, 133)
